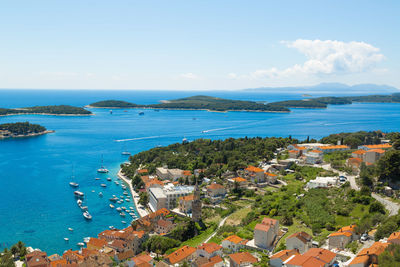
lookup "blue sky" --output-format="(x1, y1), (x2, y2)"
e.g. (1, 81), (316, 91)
(0, 0), (399, 90)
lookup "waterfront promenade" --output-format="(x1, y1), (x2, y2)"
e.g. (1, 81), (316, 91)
(117, 169), (149, 217)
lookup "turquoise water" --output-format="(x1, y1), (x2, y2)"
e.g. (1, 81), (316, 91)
(0, 90), (400, 254)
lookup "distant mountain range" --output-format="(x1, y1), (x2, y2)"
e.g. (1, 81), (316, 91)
(245, 83), (399, 94)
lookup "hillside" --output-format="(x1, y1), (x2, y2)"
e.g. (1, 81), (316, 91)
(88, 100), (139, 108)
(0, 105), (92, 116)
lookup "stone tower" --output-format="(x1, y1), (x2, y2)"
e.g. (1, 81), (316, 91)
(191, 180), (202, 222)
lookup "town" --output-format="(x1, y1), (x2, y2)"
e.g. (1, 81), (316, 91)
(3, 131), (400, 267)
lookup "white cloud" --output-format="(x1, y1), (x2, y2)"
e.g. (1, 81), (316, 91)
(238, 39), (385, 80)
(180, 72), (199, 79)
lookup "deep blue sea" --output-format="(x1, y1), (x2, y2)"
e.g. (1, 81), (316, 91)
(0, 89), (400, 254)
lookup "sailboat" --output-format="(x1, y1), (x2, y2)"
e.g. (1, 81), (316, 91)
(97, 155), (109, 173)
(69, 165), (79, 187)
(121, 143), (131, 156)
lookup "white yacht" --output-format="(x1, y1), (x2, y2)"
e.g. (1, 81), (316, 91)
(74, 191), (84, 198)
(97, 156), (109, 173)
(83, 211), (92, 220)
(69, 182), (79, 187)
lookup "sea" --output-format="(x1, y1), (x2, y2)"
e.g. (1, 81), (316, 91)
(0, 89), (399, 254)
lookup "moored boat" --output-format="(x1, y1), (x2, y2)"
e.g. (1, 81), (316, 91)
(74, 191), (84, 198)
(83, 211), (92, 220)
(100, 184), (106, 187)
(109, 204), (114, 209)
(69, 182), (79, 187)
(97, 156), (109, 173)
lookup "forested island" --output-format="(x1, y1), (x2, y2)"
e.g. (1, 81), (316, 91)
(0, 122), (53, 139)
(0, 105), (92, 116)
(89, 93), (400, 113)
(268, 93), (400, 109)
(89, 96), (290, 112)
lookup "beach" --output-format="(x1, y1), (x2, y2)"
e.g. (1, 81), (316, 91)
(117, 169), (149, 218)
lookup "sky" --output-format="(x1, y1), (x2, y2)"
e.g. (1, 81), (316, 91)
(0, 0), (399, 90)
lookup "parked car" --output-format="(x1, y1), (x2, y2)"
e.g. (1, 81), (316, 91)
(339, 176), (347, 182)
(361, 233), (369, 241)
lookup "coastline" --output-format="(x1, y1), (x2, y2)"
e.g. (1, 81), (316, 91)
(0, 130), (55, 140)
(86, 105), (290, 113)
(0, 113), (93, 117)
(117, 168), (149, 218)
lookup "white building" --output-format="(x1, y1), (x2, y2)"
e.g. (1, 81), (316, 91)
(306, 176), (339, 189)
(148, 184), (194, 212)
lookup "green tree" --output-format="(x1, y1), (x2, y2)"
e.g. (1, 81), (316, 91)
(376, 150), (400, 182)
(138, 192), (149, 206)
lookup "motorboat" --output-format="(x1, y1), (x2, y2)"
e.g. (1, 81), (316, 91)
(101, 184), (107, 187)
(74, 191), (84, 198)
(77, 199), (83, 206)
(116, 207), (122, 211)
(95, 177), (100, 180)
(68, 228), (73, 231)
(115, 181), (119, 185)
(77, 242), (84, 247)
(119, 212), (126, 217)
(109, 204), (114, 209)
(125, 199), (130, 202)
(121, 221), (126, 224)
(69, 182), (79, 187)
(64, 238), (69, 242)
(117, 200), (122, 204)
(123, 192), (128, 195)
(109, 226), (115, 230)
(83, 211), (92, 220)
(109, 197), (118, 202)
(122, 151), (131, 155)
(107, 177), (111, 181)
(80, 206), (88, 211)
(83, 237), (90, 243)
(99, 192), (103, 197)
(121, 206), (126, 210)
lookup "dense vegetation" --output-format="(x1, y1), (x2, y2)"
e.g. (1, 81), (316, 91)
(121, 136), (295, 179)
(267, 93), (400, 108)
(0, 122), (46, 135)
(0, 105), (91, 115)
(148, 95), (290, 112)
(90, 96), (290, 112)
(378, 243), (400, 265)
(89, 100), (139, 108)
(320, 131), (385, 148)
(0, 241), (27, 267)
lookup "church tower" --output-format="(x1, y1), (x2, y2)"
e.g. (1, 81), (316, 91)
(191, 180), (202, 222)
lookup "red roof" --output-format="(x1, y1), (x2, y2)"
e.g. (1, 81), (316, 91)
(197, 243), (222, 254)
(229, 252), (258, 265)
(166, 246), (196, 264)
(207, 183), (224, 190)
(245, 165), (264, 173)
(352, 149), (367, 155)
(270, 249), (300, 260)
(303, 248), (336, 264)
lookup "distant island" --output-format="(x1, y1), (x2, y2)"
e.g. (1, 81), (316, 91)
(89, 96), (290, 112)
(268, 93), (400, 109)
(0, 105), (92, 116)
(0, 122), (54, 139)
(88, 93), (400, 112)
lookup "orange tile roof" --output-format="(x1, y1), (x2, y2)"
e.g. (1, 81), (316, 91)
(180, 194), (195, 201)
(157, 219), (173, 228)
(363, 144), (392, 149)
(352, 149), (367, 155)
(329, 231), (352, 237)
(50, 259), (67, 267)
(131, 253), (152, 266)
(303, 248), (336, 264)
(289, 150), (300, 153)
(340, 225), (357, 232)
(388, 231), (400, 241)
(138, 169), (148, 174)
(62, 250), (84, 262)
(229, 252), (258, 265)
(349, 255), (369, 265)
(286, 255), (326, 267)
(318, 145), (349, 150)
(265, 172), (277, 177)
(223, 235), (244, 244)
(270, 249), (300, 260)
(245, 165), (264, 173)
(368, 149), (386, 154)
(166, 245), (196, 264)
(87, 238), (107, 249)
(358, 242), (389, 257)
(117, 250), (135, 261)
(182, 170), (192, 176)
(232, 177), (246, 183)
(197, 243), (222, 254)
(200, 256), (223, 267)
(145, 179), (164, 189)
(207, 183), (224, 189)
(310, 150), (323, 153)
(348, 157), (362, 163)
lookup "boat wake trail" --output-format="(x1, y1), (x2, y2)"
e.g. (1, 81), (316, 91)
(115, 134), (175, 142)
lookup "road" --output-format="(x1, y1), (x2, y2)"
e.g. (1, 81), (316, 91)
(204, 216), (229, 243)
(372, 193), (400, 216)
(320, 163), (399, 216)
